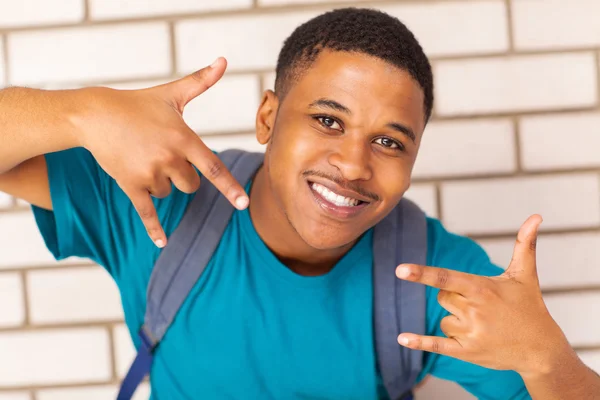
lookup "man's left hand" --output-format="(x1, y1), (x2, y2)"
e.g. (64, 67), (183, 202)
(395, 214), (571, 376)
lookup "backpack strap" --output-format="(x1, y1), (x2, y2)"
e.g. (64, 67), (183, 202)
(373, 198), (427, 400)
(117, 149), (263, 400)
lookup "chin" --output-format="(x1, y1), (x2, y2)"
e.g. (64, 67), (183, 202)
(295, 221), (365, 251)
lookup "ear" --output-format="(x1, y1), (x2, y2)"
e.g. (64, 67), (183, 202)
(255, 90), (279, 145)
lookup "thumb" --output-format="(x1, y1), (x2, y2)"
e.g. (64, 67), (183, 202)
(165, 57), (227, 110)
(504, 214), (543, 282)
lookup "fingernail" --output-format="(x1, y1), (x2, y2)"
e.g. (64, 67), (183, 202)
(398, 336), (410, 346)
(235, 196), (249, 210)
(396, 266), (411, 279)
(155, 239), (165, 248)
(210, 58), (220, 68)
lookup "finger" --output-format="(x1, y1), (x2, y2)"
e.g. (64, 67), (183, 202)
(396, 264), (479, 296)
(126, 189), (166, 248)
(437, 290), (467, 318)
(165, 57), (227, 109)
(167, 161), (201, 194)
(440, 315), (463, 338)
(148, 176), (173, 199)
(397, 333), (463, 358)
(185, 133), (249, 209)
(504, 214), (543, 281)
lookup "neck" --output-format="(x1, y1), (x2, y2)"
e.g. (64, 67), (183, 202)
(249, 166), (355, 276)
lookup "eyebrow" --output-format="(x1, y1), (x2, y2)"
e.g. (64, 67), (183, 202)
(308, 97), (416, 144)
(308, 98), (351, 114)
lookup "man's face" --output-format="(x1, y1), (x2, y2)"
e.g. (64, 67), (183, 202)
(257, 50), (426, 250)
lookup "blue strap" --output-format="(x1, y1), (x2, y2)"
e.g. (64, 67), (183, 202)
(116, 327), (157, 400)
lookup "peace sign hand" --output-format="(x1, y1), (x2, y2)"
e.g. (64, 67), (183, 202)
(396, 215), (570, 377)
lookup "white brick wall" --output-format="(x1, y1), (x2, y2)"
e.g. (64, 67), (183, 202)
(0, 0), (83, 29)
(8, 23), (171, 86)
(27, 267), (124, 324)
(520, 112), (600, 170)
(89, 0), (252, 20)
(0, 328), (111, 386)
(0, 38), (5, 89)
(414, 119), (516, 178)
(1, 1), (599, 399)
(0, 273), (25, 328)
(441, 174), (600, 235)
(512, 0), (600, 50)
(175, 10), (321, 73)
(435, 53), (598, 116)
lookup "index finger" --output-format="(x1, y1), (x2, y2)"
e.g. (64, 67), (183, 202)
(185, 133), (249, 210)
(396, 264), (478, 295)
(126, 188), (167, 248)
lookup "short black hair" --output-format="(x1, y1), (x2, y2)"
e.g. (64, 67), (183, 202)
(275, 7), (434, 123)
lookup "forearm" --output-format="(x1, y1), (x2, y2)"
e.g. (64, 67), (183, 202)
(0, 87), (82, 173)
(522, 344), (600, 400)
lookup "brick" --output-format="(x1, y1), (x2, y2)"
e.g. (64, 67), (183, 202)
(512, 0), (600, 50)
(0, 38), (5, 88)
(0, 0), (83, 28)
(8, 23), (171, 86)
(415, 376), (475, 400)
(0, 393), (30, 400)
(37, 383), (150, 400)
(404, 184), (438, 219)
(414, 119), (515, 178)
(520, 112), (600, 170)
(544, 292), (600, 347)
(203, 133), (266, 153)
(263, 72), (276, 92)
(480, 232), (600, 290)
(0, 191), (12, 209)
(381, 1), (508, 57)
(90, 0), (251, 20)
(113, 324), (136, 378)
(578, 350), (600, 374)
(0, 328), (111, 386)
(0, 273), (25, 327)
(258, 1), (508, 57)
(435, 53), (597, 116)
(0, 211), (86, 269)
(183, 75), (261, 134)
(27, 267), (123, 324)
(176, 10), (321, 73)
(441, 174), (600, 235)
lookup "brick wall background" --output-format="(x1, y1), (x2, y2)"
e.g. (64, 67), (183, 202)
(0, 0), (599, 399)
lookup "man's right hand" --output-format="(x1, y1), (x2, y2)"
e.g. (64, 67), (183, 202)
(73, 57), (248, 248)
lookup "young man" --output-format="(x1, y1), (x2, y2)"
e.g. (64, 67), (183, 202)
(0, 8), (598, 400)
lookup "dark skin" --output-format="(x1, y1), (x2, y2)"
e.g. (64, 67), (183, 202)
(1, 47), (598, 397)
(250, 50), (425, 276)
(248, 50), (600, 398)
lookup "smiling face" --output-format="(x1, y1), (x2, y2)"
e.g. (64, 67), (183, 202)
(255, 50), (426, 251)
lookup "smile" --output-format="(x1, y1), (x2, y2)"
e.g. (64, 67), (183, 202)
(308, 181), (370, 219)
(311, 182), (362, 207)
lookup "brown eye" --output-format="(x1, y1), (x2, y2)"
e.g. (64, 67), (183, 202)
(374, 137), (403, 150)
(317, 116), (342, 131)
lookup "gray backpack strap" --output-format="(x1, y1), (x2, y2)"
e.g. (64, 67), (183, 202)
(373, 198), (427, 400)
(118, 149), (264, 400)
(143, 149), (264, 342)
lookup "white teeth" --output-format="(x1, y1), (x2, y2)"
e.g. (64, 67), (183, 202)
(311, 183), (360, 207)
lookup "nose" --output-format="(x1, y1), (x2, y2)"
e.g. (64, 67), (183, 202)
(327, 137), (373, 182)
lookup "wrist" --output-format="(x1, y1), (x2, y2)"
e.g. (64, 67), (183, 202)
(518, 335), (578, 380)
(63, 87), (102, 149)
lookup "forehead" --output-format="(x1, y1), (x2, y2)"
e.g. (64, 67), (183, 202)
(284, 50), (426, 133)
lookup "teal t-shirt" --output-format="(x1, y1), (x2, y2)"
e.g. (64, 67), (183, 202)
(32, 148), (530, 399)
